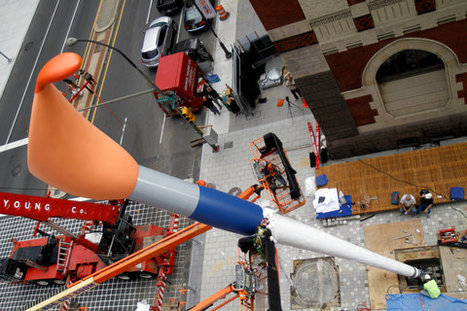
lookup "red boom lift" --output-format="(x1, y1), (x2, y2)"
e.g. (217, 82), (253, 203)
(0, 192), (178, 286)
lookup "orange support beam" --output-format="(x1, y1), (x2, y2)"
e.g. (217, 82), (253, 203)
(189, 285), (237, 311)
(30, 222), (211, 310)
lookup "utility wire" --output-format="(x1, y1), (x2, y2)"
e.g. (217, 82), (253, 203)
(357, 159), (467, 219)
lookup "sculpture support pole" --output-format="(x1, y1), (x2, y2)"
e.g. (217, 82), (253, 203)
(28, 52), (421, 279)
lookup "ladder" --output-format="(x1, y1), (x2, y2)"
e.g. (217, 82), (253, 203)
(57, 239), (73, 273)
(29, 222), (211, 310)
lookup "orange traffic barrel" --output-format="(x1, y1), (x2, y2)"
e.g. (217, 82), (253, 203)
(216, 5), (229, 20)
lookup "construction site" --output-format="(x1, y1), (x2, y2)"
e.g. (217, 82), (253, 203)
(0, 0), (466, 310)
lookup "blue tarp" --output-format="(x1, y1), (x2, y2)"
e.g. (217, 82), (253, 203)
(386, 293), (467, 310)
(316, 194), (354, 219)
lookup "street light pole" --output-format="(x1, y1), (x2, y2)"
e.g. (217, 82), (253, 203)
(65, 37), (157, 90)
(0, 51), (13, 63)
(66, 38), (219, 152)
(209, 28), (232, 59)
(189, 0), (231, 59)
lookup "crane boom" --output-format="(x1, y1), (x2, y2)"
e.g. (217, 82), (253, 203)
(28, 222), (211, 310)
(0, 192), (120, 223)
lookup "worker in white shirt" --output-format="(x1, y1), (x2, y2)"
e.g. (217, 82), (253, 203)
(400, 193), (416, 215)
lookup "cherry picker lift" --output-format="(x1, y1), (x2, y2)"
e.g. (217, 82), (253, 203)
(241, 133), (306, 214)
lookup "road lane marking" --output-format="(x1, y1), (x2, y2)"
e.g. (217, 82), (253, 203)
(0, 138), (29, 153)
(159, 114), (167, 144)
(146, 0), (153, 25)
(60, 0), (81, 53)
(119, 117), (128, 145)
(177, 6), (184, 43)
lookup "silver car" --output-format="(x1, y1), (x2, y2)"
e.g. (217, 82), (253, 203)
(141, 16), (177, 68)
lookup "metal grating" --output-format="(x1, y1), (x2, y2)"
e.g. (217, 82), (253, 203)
(0, 201), (194, 310)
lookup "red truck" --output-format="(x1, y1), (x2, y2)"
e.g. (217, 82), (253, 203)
(154, 52), (205, 117)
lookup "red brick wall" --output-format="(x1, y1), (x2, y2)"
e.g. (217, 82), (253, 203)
(249, 0), (306, 30)
(273, 31), (318, 53)
(346, 95), (378, 126)
(347, 0), (366, 5)
(325, 19), (467, 92)
(456, 73), (467, 104)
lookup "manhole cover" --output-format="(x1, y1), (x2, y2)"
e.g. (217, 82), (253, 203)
(11, 164), (22, 176)
(224, 141), (233, 149)
(291, 257), (340, 309)
(24, 41), (34, 51)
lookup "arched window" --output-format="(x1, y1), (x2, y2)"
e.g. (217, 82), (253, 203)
(376, 49), (444, 83)
(376, 49), (448, 118)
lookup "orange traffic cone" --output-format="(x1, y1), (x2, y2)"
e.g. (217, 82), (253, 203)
(216, 5), (229, 20)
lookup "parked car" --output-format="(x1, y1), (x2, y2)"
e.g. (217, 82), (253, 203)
(172, 38), (213, 63)
(141, 16), (177, 68)
(156, 0), (184, 16)
(183, 0), (212, 33)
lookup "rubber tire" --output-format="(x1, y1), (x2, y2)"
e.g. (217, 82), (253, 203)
(117, 274), (131, 281)
(139, 272), (154, 279)
(53, 279), (66, 285)
(36, 280), (50, 286)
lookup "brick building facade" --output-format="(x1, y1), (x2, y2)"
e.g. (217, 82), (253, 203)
(249, 0), (467, 158)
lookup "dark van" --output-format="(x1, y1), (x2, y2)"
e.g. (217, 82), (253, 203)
(156, 0), (184, 16)
(172, 38), (214, 63)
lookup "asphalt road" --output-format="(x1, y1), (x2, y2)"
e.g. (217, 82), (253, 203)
(0, 0), (216, 196)
(0, 1), (100, 196)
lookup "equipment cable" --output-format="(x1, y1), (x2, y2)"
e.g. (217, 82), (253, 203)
(357, 159), (467, 219)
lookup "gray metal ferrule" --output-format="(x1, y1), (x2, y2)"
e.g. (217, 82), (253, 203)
(129, 165), (200, 217)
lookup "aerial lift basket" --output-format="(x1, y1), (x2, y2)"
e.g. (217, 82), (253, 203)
(249, 133), (306, 214)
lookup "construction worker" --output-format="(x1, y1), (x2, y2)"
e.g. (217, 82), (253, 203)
(260, 161), (287, 191)
(421, 274), (440, 299)
(400, 193), (417, 215)
(417, 190), (434, 215)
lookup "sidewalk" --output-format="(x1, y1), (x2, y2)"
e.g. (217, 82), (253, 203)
(191, 0), (467, 310)
(0, 0), (39, 100)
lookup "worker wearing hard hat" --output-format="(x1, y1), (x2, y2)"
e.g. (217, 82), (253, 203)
(421, 274), (441, 299)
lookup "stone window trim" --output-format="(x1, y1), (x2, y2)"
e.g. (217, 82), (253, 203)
(361, 37), (461, 120)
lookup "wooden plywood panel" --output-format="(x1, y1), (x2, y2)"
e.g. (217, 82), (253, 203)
(439, 246), (467, 293)
(368, 250), (400, 310)
(364, 220), (425, 309)
(364, 219), (424, 252)
(318, 143), (467, 215)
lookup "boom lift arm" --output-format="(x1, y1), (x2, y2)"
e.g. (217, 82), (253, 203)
(29, 222), (211, 311)
(0, 192), (122, 252)
(0, 192), (120, 223)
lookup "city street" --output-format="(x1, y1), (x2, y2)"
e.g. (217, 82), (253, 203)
(0, 0), (215, 197)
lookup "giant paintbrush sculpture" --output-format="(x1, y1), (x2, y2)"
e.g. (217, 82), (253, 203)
(28, 53), (421, 280)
